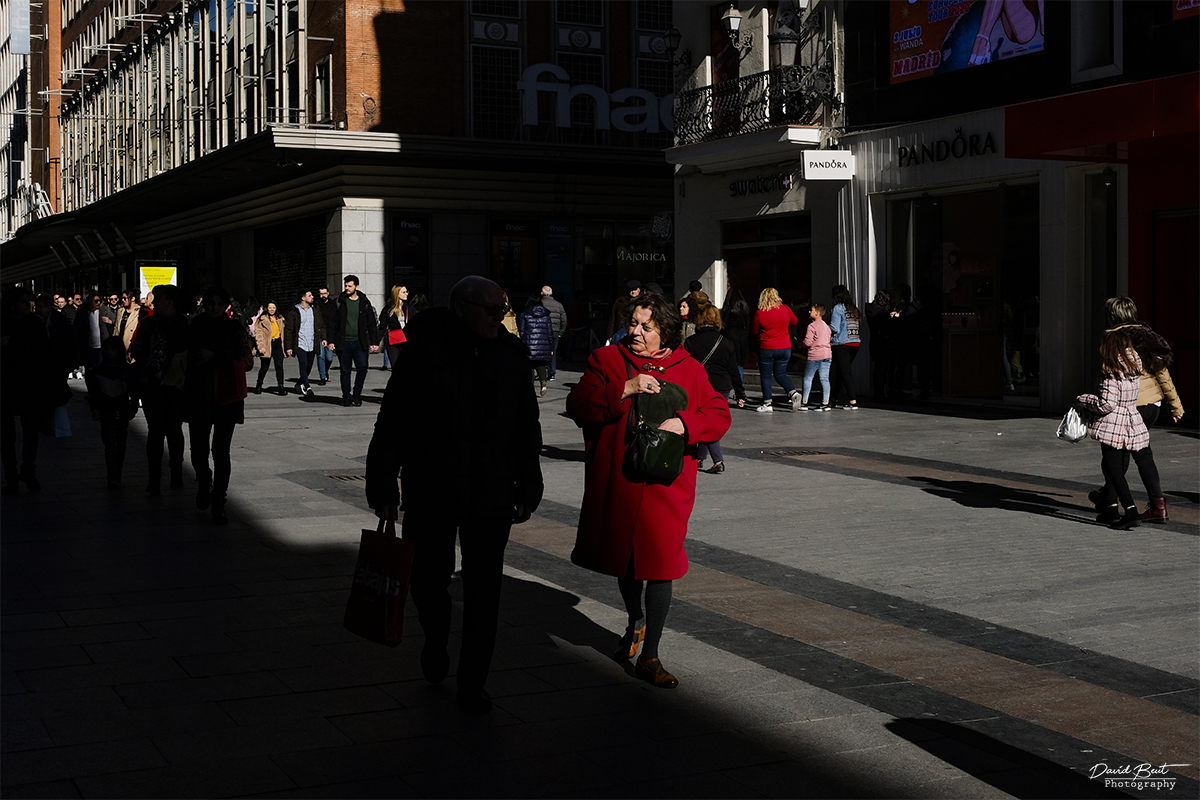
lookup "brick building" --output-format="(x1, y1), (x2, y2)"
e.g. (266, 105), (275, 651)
(1, 0), (678, 326)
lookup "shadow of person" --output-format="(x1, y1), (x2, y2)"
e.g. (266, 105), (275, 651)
(885, 719), (1133, 799)
(539, 444), (585, 462)
(910, 475), (1100, 524)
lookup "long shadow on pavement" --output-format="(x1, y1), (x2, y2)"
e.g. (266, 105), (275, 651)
(2, 393), (994, 799)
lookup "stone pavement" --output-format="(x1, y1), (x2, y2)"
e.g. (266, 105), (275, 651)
(2, 361), (1197, 799)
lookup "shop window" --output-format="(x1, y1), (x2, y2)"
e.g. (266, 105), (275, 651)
(1071, 0), (1123, 83)
(491, 219), (540, 294)
(392, 216), (430, 292)
(721, 215), (813, 312)
(471, 45), (522, 139)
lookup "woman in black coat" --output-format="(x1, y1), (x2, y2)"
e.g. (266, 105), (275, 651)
(720, 288), (751, 381)
(683, 304), (746, 474)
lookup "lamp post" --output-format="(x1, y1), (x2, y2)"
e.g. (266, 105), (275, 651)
(663, 27), (691, 69)
(720, 5), (753, 61)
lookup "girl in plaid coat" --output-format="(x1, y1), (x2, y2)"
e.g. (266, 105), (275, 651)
(1075, 331), (1148, 530)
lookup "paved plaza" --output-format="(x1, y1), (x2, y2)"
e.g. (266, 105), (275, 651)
(2, 362), (1197, 799)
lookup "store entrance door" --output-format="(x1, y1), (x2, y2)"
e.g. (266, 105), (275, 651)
(889, 183), (1040, 400)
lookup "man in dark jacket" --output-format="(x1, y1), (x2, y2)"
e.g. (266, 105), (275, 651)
(315, 287), (337, 386)
(539, 285), (566, 381)
(328, 275), (379, 406)
(365, 276), (544, 714)
(284, 290), (328, 398)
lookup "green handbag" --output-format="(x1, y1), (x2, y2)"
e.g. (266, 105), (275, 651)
(625, 360), (689, 484)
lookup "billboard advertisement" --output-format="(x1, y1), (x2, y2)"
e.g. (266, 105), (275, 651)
(890, 0), (1045, 85)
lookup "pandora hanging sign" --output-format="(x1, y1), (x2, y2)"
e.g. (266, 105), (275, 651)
(518, 64), (675, 134)
(803, 151), (855, 180)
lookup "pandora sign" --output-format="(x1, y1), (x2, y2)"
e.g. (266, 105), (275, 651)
(803, 151), (855, 180)
(518, 64), (675, 134)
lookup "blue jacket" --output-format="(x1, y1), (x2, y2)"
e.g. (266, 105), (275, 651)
(517, 303), (555, 361)
(830, 303), (861, 346)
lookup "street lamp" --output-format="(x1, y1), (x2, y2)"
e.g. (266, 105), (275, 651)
(720, 5), (754, 60)
(663, 27), (691, 68)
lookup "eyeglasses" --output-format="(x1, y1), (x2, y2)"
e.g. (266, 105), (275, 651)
(462, 299), (510, 318)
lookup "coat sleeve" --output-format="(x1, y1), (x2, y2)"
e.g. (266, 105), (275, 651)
(1155, 368), (1184, 419)
(831, 305), (846, 343)
(514, 365), (545, 512)
(365, 359), (408, 511)
(802, 321), (817, 348)
(566, 350), (628, 426)
(283, 310), (297, 353)
(1076, 377), (1118, 416)
(365, 300), (380, 345)
(676, 366), (732, 445)
(315, 307), (327, 344)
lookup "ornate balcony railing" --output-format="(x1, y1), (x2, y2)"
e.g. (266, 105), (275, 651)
(674, 63), (832, 147)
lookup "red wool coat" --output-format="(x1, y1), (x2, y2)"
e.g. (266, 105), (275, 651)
(566, 343), (733, 581)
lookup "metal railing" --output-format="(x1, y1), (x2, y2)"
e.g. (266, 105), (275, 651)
(673, 62), (832, 146)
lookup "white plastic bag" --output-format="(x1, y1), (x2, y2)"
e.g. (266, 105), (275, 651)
(1056, 407), (1087, 443)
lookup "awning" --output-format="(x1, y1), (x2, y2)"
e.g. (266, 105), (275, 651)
(1004, 71), (1199, 162)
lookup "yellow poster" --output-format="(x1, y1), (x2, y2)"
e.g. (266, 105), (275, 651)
(139, 265), (177, 297)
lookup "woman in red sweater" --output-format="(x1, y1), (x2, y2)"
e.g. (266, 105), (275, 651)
(750, 288), (802, 412)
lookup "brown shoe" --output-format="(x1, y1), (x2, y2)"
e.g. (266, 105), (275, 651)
(1139, 496), (1169, 523)
(612, 619), (645, 660)
(635, 657), (679, 688)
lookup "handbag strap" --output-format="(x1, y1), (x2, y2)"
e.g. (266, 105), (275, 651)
(699, 334), (724, 365)
(376, 518), (398, 538)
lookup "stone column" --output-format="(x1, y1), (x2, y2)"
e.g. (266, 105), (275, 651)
(327, 199), (388, 305)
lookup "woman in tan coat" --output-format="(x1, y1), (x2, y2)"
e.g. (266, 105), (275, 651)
(253, 301), (287, 395)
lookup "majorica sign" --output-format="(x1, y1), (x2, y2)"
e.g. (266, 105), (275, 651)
(519, 64), (675, 134)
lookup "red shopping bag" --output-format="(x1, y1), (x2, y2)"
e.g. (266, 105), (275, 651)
(343, 519), (414, 647)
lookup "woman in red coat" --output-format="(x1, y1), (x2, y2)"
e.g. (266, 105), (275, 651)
(566, 292), (732, 689)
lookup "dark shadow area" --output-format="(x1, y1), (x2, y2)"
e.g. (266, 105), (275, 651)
(886, 719), (1135, 799)
(539, 444), (585, 463)
(911, 475), (1100, 522)
(1167, 490), (1198, 504)
(0, 393), (958, 799)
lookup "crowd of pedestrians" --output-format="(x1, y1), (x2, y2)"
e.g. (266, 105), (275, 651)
(3, 271), (1186, 715)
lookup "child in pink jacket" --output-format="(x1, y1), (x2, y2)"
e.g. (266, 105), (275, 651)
(799, 303), (833, 411)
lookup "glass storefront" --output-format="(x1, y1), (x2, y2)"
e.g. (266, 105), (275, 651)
(721, 213), (813, 309)
(888, 182), (1040, 400)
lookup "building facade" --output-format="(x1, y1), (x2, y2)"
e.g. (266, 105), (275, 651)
(1, 0), (678, 330)
(665, 0), (1197, 414)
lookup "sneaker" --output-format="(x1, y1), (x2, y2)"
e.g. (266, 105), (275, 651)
(352, 396), (363, 407)
(796, 404), (811, 412)
(790, 393), (804, 410)
(342, 397), (352, 407)
(305, 387), (315, 396)
(845, 403), (860, 410)
(755, 403), (774, 413)
(820, 404), (832, 412)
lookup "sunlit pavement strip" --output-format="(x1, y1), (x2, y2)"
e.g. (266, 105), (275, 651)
(509, 513), (1200, 792)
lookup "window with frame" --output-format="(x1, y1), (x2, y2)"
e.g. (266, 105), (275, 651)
(314, 57), (331, 122)
(636, 0), (671, 32)
(471, 0), (520, 17)
(636, 58), (672, 148)
(556, 0), (602, 26)
(471, 45), (522, 139)
(555, 52), (606, 145)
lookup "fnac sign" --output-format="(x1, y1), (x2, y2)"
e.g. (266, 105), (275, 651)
(518, 64), (675, 134)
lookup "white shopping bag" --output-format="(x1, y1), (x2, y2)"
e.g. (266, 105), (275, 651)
(1056, 407), (1087, 443)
